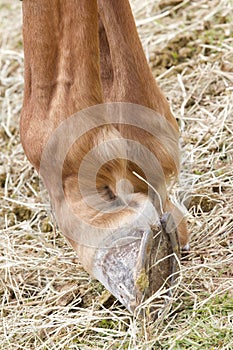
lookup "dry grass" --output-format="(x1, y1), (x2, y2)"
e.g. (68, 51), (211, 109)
(0, 0), (233, 349)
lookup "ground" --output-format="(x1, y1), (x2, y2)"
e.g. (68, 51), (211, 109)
(0, 0), (233, 349)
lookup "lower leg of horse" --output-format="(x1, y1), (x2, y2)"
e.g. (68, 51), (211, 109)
(98, 0), (177, 129)
(21, 0), (103, 170)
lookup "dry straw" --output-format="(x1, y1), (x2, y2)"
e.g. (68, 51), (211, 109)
(1, 0), (232, 349)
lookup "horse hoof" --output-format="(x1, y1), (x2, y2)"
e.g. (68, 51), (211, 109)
(92, 212), (180, 313)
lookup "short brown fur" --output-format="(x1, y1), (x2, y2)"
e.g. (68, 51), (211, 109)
(21, 0), (189, 252)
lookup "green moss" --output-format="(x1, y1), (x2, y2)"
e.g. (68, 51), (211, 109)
(13, 205), (33, 221)
(136, 268), (149, 291)
(171, 51), (179, 60)
(40, 218), (53, 232)
(98, 319), (116, 330)
(193, 169), (204, 175)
